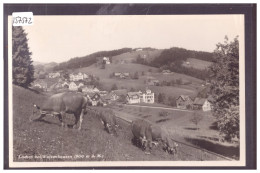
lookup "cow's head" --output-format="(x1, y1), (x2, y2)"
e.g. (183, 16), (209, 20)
(163, 137), (178, 155)
(30, 103), (41, 121)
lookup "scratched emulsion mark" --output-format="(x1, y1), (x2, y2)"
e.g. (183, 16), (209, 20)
(12, 12), (34, 26)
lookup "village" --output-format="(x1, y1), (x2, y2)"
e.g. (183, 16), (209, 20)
(32, 56), (213, 112)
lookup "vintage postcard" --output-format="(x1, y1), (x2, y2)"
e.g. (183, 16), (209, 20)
(6, 5), (250, 168)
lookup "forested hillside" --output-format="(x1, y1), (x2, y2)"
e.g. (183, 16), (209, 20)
(134, 47), (214, 80)
(53, 48), (132, 71)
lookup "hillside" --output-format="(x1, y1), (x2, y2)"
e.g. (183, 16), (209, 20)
(74, 58), (203, 97)
(12, 85), (226, 162)
(182, 58), (213, 70)
(53, 48), (133, 71)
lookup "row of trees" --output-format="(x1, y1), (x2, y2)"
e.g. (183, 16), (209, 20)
(157, 93), (177, 107)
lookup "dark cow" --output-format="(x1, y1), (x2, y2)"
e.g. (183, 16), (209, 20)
(131, 119), (178, 154)
(92, 107), (119, 136)
(131, 119), (153, 151)
(150, 125), (178, 154)
(30, 92), (90, 130)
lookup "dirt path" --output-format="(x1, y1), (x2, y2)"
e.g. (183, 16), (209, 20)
(124, 104), (194, 112)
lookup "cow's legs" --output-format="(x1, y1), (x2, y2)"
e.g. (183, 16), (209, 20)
(73, 113), (80, 129)
(56, 113), (66, 127)
(78, 109), (84, 130)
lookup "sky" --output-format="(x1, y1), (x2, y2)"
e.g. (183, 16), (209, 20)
(20, 15), (243, 63)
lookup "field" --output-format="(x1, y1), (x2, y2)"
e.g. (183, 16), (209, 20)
(12, 85), (229, 162)
(74, 51), (204, 97)
(182, 58), (213, 70)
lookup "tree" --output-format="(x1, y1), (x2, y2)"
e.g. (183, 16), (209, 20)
(159, 111), (169, 117)
(62, 70), (70, 80)
(190, 112), (203, 130)
(111, 83), (118, 91)
(130, 87), (135, 92)
(133, 71), (139, 79)
(210, 36), (239, 141)
(168, 96), (176, 107)
(157, 93), (165, 103)
(12, 26), (34, 87)
(176, 78), (183, 85)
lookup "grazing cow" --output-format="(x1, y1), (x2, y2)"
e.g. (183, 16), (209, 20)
(131, 119), (153, 151)
(131, 119), (178, 154)
(92, 107), (119, 136)
(150, 125), (178, 154)
(30, 92), (90, 130)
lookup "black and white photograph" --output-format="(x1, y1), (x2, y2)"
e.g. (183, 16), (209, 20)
(4, 4), (256, 169)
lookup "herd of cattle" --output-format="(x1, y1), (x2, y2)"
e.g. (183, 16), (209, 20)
(30, 92), (178, 155)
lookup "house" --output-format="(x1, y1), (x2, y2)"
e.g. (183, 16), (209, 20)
(176, 95), (193, 109)
(162, 70), (171, 75)
(33, 81), (47, 90)
(68, 82), (78, 91)
(140, 88), (154, 103)
(99, 91), (108, 96)
(136, 48), (143, 51)
(127, 89), (154, 104)
(81, 85), (99, 93)
(83, 73), (89, 79)
(126, 92), (141, 104)
(70, 72), (84, 81)
(103, 57), (111, 64)
(110, 89), (127, 101)
(193, 98), (212, 111)
(89, 93), (101, 106)
(123, 73), (130, 77)
(148, 79), (160, 86)
(114, 72), (121, 77)
(48, 72), (60, 78)
(61, 81), (69, 88)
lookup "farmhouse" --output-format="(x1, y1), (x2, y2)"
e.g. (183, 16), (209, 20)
(176, 95), (193, 109)
(148, 79), (160, 86)
(114, 72), (121, 77)
(48, 72), (60, 78)
(103, 57), (111, 64)
(162, 70), (171, 75)
(68, 82), (78, 91)
(33, 81), (47, 90)
(89, 93), (102, 106)
(81, 85), (99, 93)
(61, 81), (69, 88)
(110, 89), (127, 101)
(99, 90), (108, 96)
(193, 98), (212, 111)
(126, 92), (141, 104)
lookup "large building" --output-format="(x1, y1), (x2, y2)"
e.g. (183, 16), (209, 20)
(127, 88), (154, 104)
(69, 72), (88, 81)
(140, 89), (154, 103)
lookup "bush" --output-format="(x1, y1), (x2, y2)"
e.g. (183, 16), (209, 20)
(159, 111), (169, 117)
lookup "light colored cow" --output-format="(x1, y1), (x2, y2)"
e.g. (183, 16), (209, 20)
(30, 92), (91, 130)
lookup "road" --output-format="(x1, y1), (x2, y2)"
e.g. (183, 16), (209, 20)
(123, 104), (194, 112)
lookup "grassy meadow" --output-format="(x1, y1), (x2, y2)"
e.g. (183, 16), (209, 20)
(12, 85), (225, 161)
